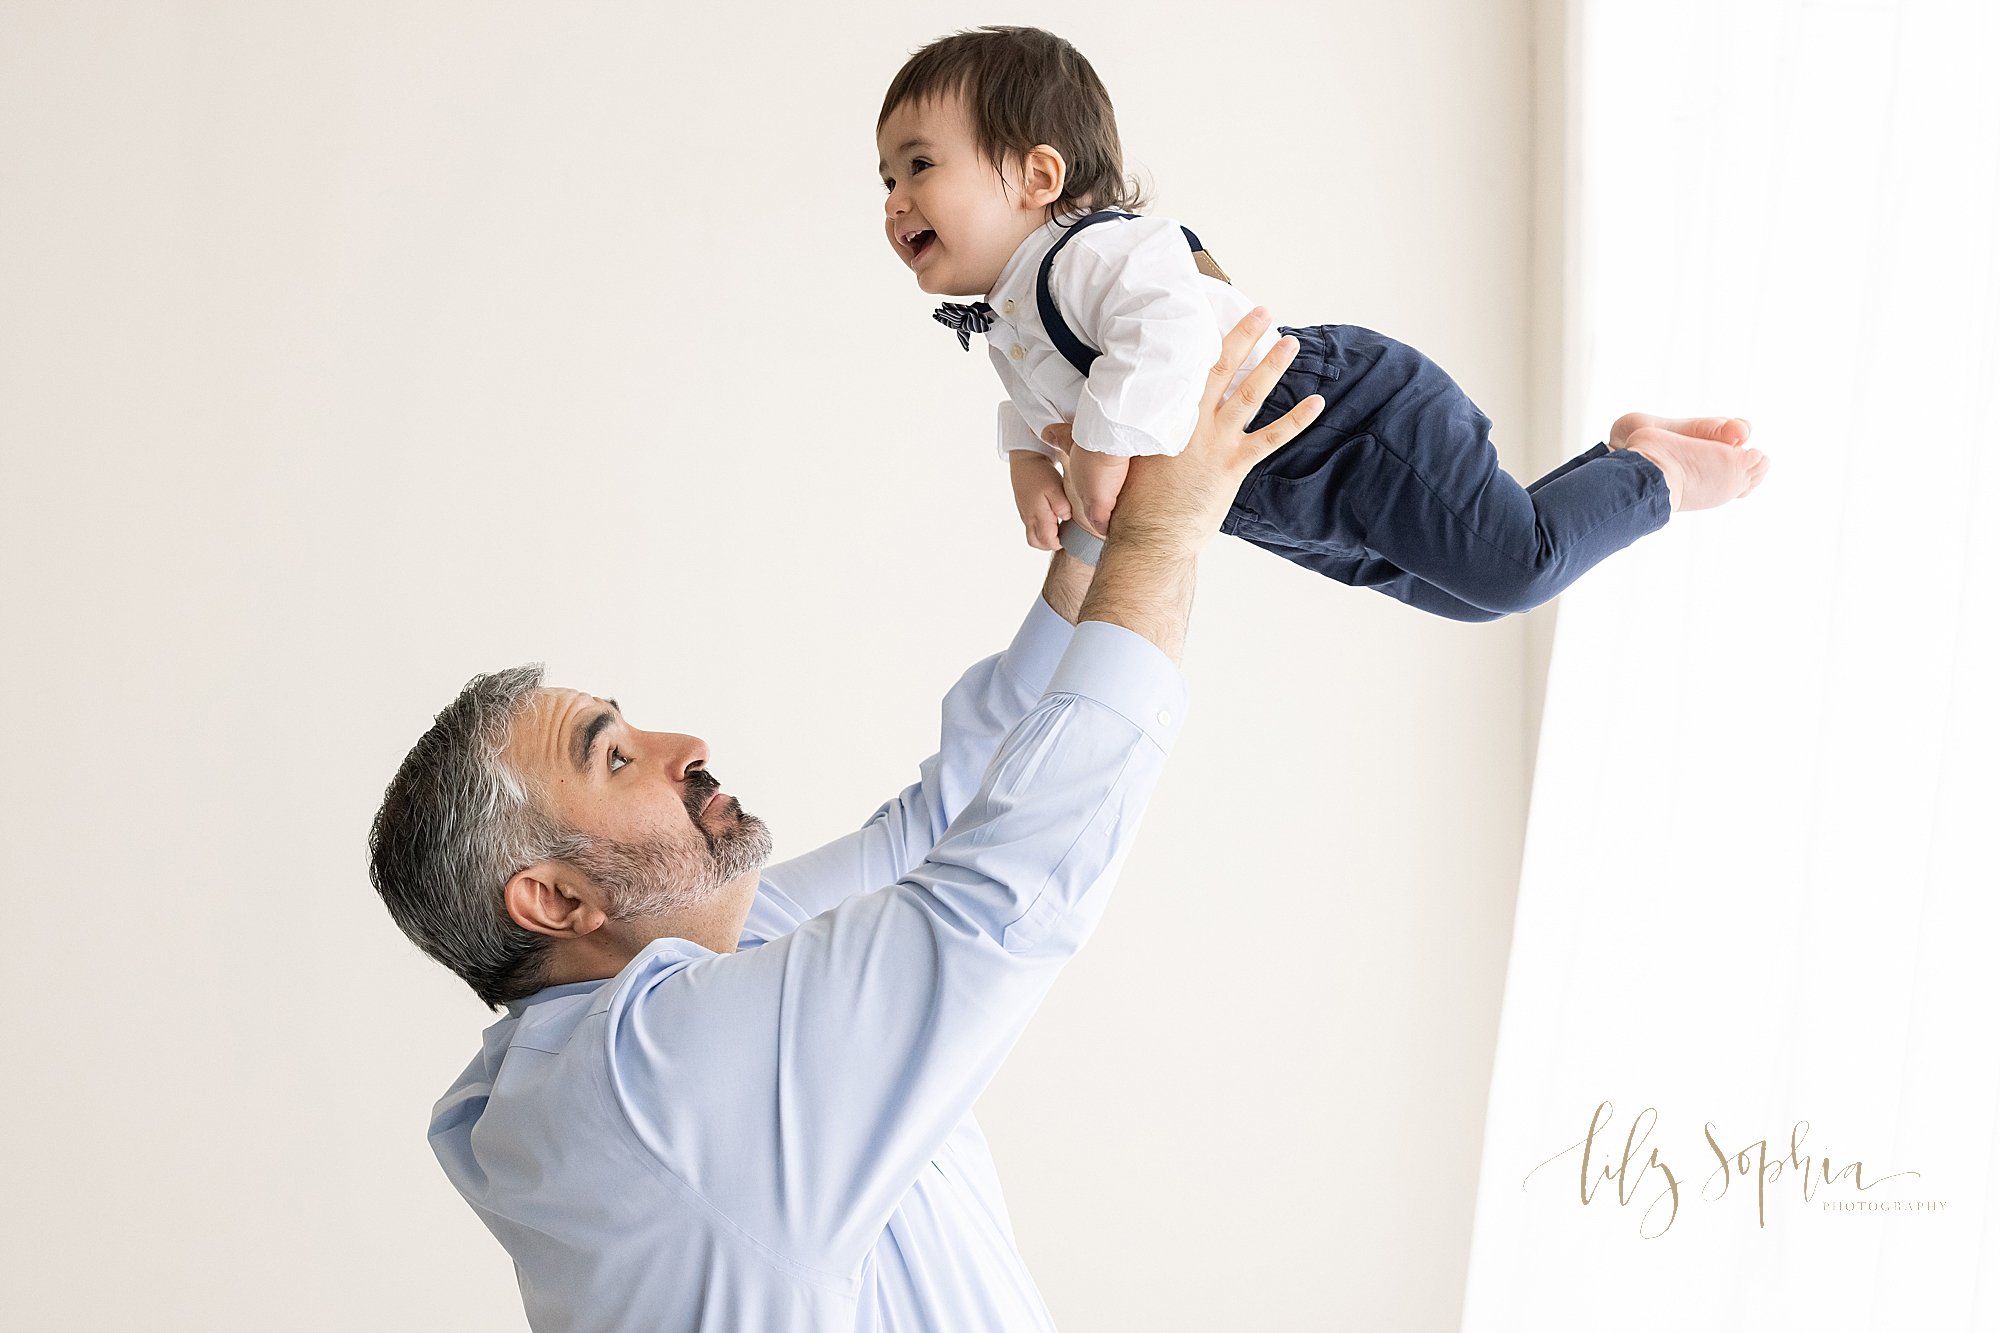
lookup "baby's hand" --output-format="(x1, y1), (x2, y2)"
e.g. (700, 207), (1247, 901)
(1040, 421), (1076, 456)
(1062, 445), (1131, 540)
(1008, 451), (1073, 551)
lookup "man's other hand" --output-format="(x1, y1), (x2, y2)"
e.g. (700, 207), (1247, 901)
(1112, 308), (1323, 552)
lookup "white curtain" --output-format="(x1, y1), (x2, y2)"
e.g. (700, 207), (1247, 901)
(1463, 2), (2000, 1329)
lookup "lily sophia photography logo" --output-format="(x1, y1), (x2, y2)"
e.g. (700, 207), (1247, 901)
(1522, 1101), (1943, 1238)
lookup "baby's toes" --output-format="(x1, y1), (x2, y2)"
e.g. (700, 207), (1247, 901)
(1610, 411), (1653, 446)
(1678, 416), (1751, 446)
(1741, 449), (1771, 494)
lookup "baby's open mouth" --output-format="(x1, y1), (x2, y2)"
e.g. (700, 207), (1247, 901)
(903, 229), (936, 259)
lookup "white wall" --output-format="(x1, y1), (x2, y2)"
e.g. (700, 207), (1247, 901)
(0, 2), (1540, 1328)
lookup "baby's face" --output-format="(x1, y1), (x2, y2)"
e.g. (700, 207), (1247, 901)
(877, 92), (1047, 298)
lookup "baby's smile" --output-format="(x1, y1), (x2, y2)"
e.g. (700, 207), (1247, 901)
(896, 227), (937, 264)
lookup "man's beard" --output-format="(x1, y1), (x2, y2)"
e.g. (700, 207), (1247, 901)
(568, 772), (773, 921)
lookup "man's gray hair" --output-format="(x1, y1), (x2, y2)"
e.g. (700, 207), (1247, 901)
(368, 664), (589, 1010)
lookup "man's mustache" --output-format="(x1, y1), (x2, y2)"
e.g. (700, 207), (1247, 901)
(684, 769), (721, 818)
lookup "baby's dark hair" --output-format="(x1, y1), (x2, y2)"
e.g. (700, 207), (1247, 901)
(878, 26), (1150, 222)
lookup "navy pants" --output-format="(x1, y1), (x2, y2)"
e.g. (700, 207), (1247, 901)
(1221, 323), (1671, 622)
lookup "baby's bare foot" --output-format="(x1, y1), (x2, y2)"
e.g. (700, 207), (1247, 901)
(1608, 412), (1753, 451)
(1621, 425), (1770, 511)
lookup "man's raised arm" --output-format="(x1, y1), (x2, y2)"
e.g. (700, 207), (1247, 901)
(741, 548), (1098, 943)
(741, 296), (1297, 945)
(614, 310), (1328, 1271)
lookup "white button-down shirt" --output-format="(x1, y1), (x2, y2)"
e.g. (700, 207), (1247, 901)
(429, 600), (1188, 1332)
(982, 210), (1284, 463)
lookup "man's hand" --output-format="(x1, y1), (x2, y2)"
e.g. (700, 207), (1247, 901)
(1076, 308), (1323, 662)
(1009, 451), (1073, 551)
(1115, 308), (1318, 548)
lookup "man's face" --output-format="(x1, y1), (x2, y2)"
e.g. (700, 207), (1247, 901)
(503, 688), (771, 918)
(878, 92), (1044, 297)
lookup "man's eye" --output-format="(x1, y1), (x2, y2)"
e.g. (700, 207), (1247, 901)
(608, 747), (629, 773)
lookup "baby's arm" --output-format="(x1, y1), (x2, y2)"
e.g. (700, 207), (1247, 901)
(1030, 418), (1128, 540)
(1008, 450), (1073, 551)
(1062, 444), (1130, 540)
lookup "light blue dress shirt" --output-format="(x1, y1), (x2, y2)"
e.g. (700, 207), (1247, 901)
(429, 599), (1188, 1332)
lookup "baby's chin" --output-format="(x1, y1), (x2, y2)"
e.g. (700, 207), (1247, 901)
(921, 273), (998, 299)
(913, 256), (1002, 299)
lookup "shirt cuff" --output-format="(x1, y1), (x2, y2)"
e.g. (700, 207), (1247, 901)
(1000, 595), (1078, 696)
(1045, 620), (1189, 752)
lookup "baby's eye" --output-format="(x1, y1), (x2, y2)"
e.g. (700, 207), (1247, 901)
(609, 747), (629, 773)
(910, 159), (931, 174)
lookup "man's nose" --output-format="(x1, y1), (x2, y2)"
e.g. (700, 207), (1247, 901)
(645, 732), (709, 781)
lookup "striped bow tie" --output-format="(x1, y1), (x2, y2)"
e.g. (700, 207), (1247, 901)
(932, 300), (996, 351)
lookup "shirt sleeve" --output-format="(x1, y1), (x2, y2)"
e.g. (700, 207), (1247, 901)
(1053, 215), (1221, 459)
(997, 398), (1063, 463)
(737, 593), (1077, 947)
(608, 620), (1188, 1274)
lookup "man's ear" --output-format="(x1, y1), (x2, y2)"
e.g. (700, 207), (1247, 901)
(1019, 144), (1068, 210)
(504, 863), (607, 939)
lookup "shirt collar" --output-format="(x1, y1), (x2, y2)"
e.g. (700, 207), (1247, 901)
(986, 207), (1096, 315)
(502, 936), (718, 1016)
(504, 977), (604, 1016)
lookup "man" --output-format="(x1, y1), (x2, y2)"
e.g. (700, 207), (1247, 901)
(367, 309), (1320, 1331)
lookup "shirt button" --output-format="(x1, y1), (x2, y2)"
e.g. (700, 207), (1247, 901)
(1009, 344), (1025, 361)
(1156, 710), (1173, 727)
(1002, 298), (1017, 315)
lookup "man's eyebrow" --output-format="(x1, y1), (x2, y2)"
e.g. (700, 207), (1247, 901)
(877, 139), (932, 175)
(568, 698), (624, 775)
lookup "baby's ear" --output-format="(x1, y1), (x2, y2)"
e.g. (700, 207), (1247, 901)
(1020, 143), (1068, 208)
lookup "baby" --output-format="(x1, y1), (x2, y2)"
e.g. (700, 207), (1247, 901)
(875, 26), (1769, 621)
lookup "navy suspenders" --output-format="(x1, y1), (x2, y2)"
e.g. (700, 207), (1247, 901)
(1034, 210), (1230, 376)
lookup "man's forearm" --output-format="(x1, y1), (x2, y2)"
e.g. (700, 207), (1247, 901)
(1075, 519), (1202, 665)
(1039, 548), (1096, 625)
(1042, 520), (1201, 664)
